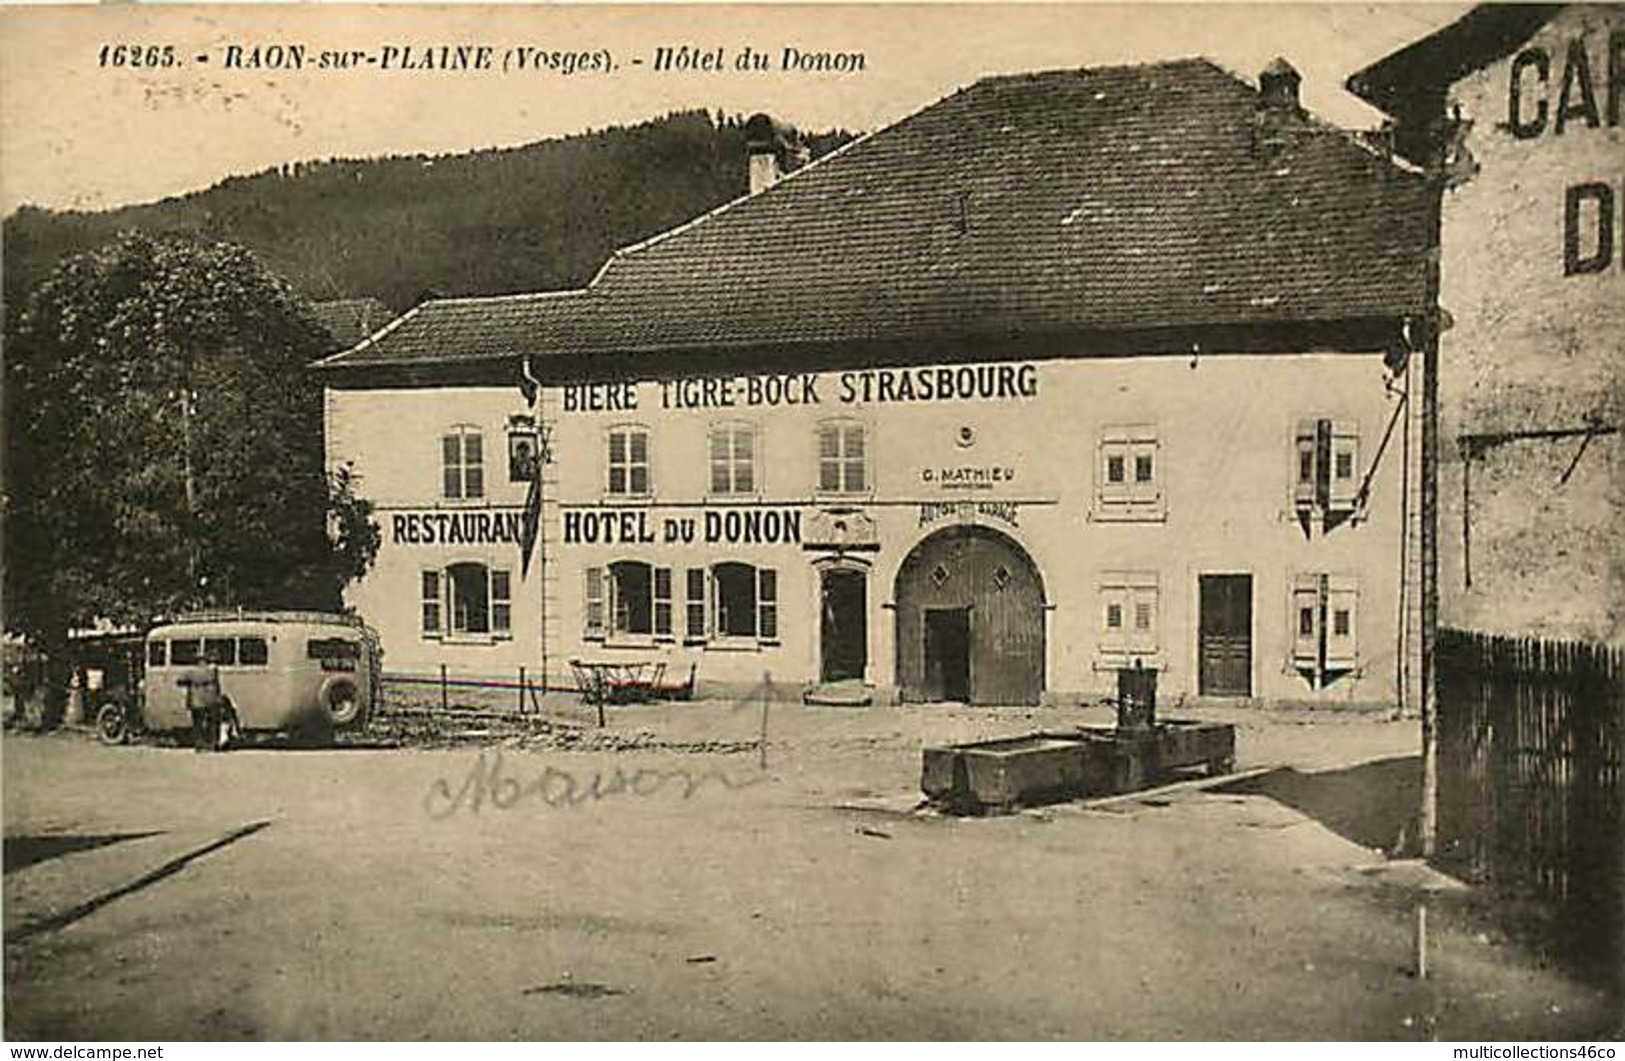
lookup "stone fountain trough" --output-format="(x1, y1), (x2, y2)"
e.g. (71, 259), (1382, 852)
(920, 722), (1236, 814)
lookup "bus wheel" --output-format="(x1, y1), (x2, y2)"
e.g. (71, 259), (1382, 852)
(319, 675), (362, 727)
(95, 703), (129, 746)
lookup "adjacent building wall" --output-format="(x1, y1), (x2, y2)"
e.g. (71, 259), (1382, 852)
(1434, 4), (1624, 642)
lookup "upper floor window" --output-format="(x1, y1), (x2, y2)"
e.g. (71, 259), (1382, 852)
(422, 562), (511, 640)
(607, 425), (651, 497)
(817, 419), (868, 494)
(709, 421), (758, 496)
(442, 426), (484, 500)
(1293, 418), (1361, 513)
(1096, 425), (1161, 520)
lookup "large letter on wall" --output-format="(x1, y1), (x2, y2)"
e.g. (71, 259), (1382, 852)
(1564, 181), (1615, 276)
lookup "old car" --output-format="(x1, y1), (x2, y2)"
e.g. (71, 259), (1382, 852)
(95, 611), (381, 747)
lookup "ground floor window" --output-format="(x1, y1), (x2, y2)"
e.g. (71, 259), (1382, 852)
(421, 563), (512, 640)
(682, 562), (778, 646)
(1290, 573), (1359, 683)
(584, 562), (674, 641)
(1098, 571), (1159, 665)
(583, 560), (777, 647)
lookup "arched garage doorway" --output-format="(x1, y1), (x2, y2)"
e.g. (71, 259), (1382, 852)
(895, 525), (1045, 705)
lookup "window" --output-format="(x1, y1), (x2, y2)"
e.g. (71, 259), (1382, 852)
(422, 563), (512, 640)
(710, 421), (757, 495)
(171, 639), (201, 666)
(611, 561), (652, 636)
(1293, 419), (1360, 513)
(442, 426), (484, 500)
(203, 638), (237, 666)
(607, 425), (651, 496)
(683, 563), (778, 644)
(238, 638), (269, 666)
(817, 420), (868, 494)
(449, 562), (491, 635)
(421, 571), (442, 636)
(1099, 571), (1159, 662)
(584, 562), (674, 640)
(1291, 573), (1359, 681)
(147, 641), (167, 667)
(714, 562), (757, 638)
(1098, 425), (1161, 519)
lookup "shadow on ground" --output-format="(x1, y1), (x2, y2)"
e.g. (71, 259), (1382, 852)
(3, 832), (163, 875)
(1217, 754), (1420, 853)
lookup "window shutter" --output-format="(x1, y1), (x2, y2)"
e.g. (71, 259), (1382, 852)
(1293, 420), (1318, 508)
(1326, 575), (1358, 668)
(1329, 420), (1360, 510)
(735, 426), (756, 494)
(686, 568), (708, 641)
(654, 567), (674, 638)
(818, 423), (840, 492)
(845, 423), (866, 492)
(463, 432), (484, 498)
(1100, 584), (1127, 654)
(758, 567), (778, 641)
(584, 566), (605, 639)
(442, 435), (461, 499)
(421, 570), (442, 637)
(1291, 573), (1321, 667)
(709, 428), (731, 494)
(491, 570), (512, 636)
(1129, 427), (1158, 506)
(1129, 585), (1158, 655)
(608, 430), (627, 494)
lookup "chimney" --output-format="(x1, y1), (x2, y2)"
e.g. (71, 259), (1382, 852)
(745, 113), (809, 195)
(1254, 58), (1304, 157)
(1258, 57), (1302, 114)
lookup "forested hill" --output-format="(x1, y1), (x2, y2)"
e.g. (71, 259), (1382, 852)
(3, 111), (857, 314)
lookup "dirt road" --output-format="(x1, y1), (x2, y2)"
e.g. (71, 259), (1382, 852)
(3, 701), (1614, 1040)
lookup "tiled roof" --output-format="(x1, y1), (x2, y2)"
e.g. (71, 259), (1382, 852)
(309, 297), (397, 352)
(1347, 5), (1559, 117)
(319, 58), (1429, 371)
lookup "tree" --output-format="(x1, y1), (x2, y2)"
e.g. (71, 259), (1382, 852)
(4, 232), (379, 719)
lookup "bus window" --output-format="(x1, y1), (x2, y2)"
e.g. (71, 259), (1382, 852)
(148, 641), (167, 667)
(203, 638), (237, 666)
(238, 637), (269, 666)
(171, 640), (202, 666)
(307, 638), (360, 671)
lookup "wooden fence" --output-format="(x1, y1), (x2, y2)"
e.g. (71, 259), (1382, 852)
(1436, 628), (1623, 975)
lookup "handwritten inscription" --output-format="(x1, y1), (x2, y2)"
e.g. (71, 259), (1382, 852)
(423, 749), (769, 818)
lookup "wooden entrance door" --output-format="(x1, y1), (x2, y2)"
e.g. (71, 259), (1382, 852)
(895, 525), (1045, 704)
(820, 568), (867, 682)
(923, 608), (972, 701)
(1199, 574), (1253, 696)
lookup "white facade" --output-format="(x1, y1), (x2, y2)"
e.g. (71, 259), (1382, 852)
(328, 348), (1412, 705)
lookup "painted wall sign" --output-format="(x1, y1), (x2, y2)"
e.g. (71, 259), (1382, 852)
(392, 510), (525, 546)
(562, 507), (802, 546)
(1502, 29), (1625, 276)
(918, 500), (1020, 528)
(560, 363), (1040, 414)
(921, 466), (1018, 490)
